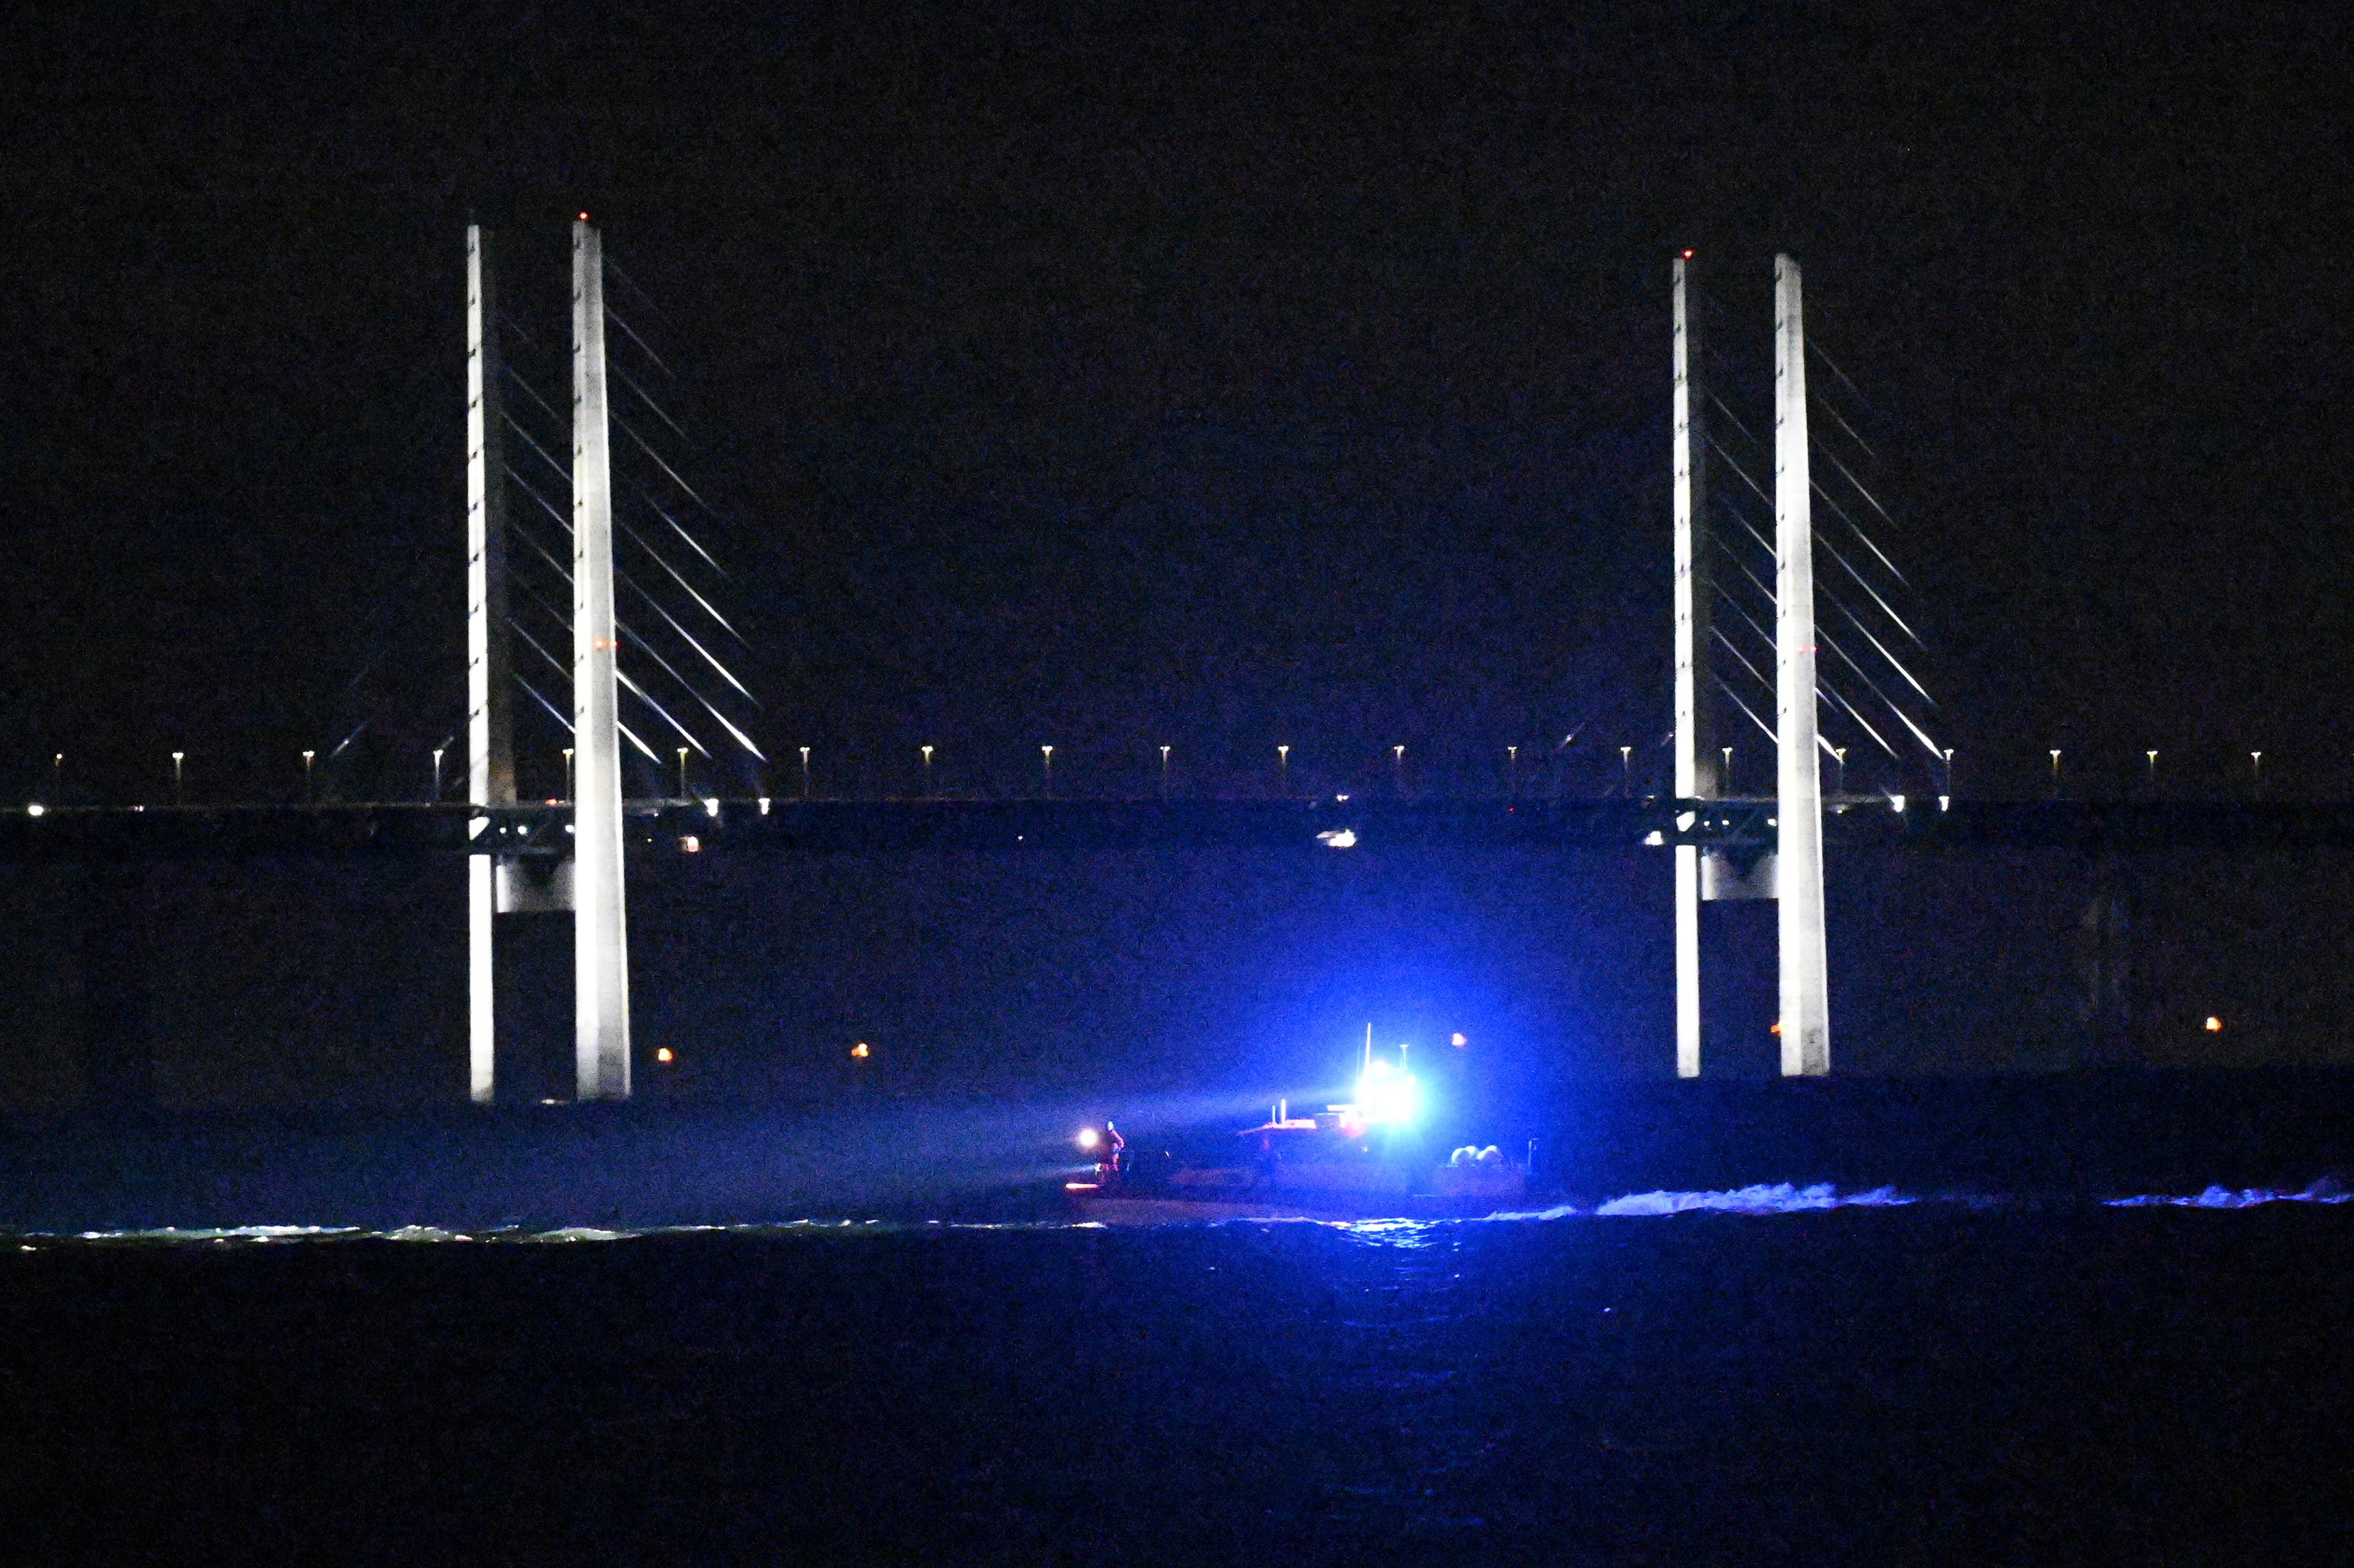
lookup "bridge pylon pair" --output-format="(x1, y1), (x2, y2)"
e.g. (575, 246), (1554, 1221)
(1671, 254), (1830, 1077)
(465, 221), (632, 1103)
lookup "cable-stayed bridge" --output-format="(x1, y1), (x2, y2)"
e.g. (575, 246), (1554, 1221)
(3, 226), (2328, 1098)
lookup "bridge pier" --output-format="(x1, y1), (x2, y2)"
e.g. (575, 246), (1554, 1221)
(1672, 253), (1832, 1077)
(571, 218), (632, 1102)
(1773, 254), (1831, 1076)
(2076, 855), (2138, 1067)
(77, 864), (156, 1116)
(464, 224), (516, 1103)
(465, 221), (631, 1104)
(1670, 253), (1711, 1079)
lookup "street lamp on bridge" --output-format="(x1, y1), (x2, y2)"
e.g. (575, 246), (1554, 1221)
(302, 750), (316, 802)
(921, 745), (934, 797)
(1278, 744), (1290, 796)
(170, 751), (185, 805)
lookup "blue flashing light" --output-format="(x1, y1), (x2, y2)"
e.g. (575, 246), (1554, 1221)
(1354, 1058), (1420, 1126)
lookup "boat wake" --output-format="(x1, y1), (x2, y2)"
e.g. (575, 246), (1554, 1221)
(1595, 1181), (1911, 1216)
(7, 1178), (2352, 1246)
(2105, 1181), (2350, 1209)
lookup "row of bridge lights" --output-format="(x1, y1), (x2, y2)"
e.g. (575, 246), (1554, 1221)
(2041, 749), (2272, 793)
(8, 744), (2299, 810)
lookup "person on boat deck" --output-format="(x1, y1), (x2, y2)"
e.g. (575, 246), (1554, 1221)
(1098, 1121), (1126, 1178)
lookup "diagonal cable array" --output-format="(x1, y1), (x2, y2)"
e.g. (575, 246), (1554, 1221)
(1699, 287), (1943, 795)
(495, 258), (766, 799)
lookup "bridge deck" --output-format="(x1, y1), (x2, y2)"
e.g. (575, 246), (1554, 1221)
(9, 796), (2354, 861)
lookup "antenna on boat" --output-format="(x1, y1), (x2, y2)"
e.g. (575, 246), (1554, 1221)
(1363, 1022), (1373, 1078)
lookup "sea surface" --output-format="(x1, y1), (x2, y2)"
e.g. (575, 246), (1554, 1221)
(9, 1186), (2354, 1566)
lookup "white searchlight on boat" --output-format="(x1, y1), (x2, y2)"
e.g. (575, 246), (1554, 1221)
(1354, 1058), (1420, 1126)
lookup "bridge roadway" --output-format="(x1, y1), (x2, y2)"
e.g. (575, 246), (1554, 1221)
(9, 796), (2354, 862)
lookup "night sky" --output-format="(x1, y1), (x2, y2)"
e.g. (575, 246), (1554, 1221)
(2, 2), (2352, 1097)
(7, 0), (2349, 803)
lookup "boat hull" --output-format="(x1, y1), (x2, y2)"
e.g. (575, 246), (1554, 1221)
(1069, 1168), (1532, 1224)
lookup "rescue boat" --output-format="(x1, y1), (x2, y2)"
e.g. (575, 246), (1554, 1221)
(1065, 1057), (1533, 1223)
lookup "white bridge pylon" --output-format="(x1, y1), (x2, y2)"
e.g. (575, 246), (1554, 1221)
(1672, 253), (1832, 1078)
(465, 220), (633, 1104)
(1771, 255), (1831, 1076)
(570, 219), (632, 1102)
(464, 224), (507, 1105)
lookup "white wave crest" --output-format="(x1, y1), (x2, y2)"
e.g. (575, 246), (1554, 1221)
(1479, 1203), (1585, 1222)
(1596, 1183), (1911, 1217)
(70, 1225), (362, 1244)
(522, 1226), (636, 1243)
(2106, 1182), (2352, 1209)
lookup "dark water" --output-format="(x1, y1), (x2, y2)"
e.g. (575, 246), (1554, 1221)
(9, 1196), (2354, 1565)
